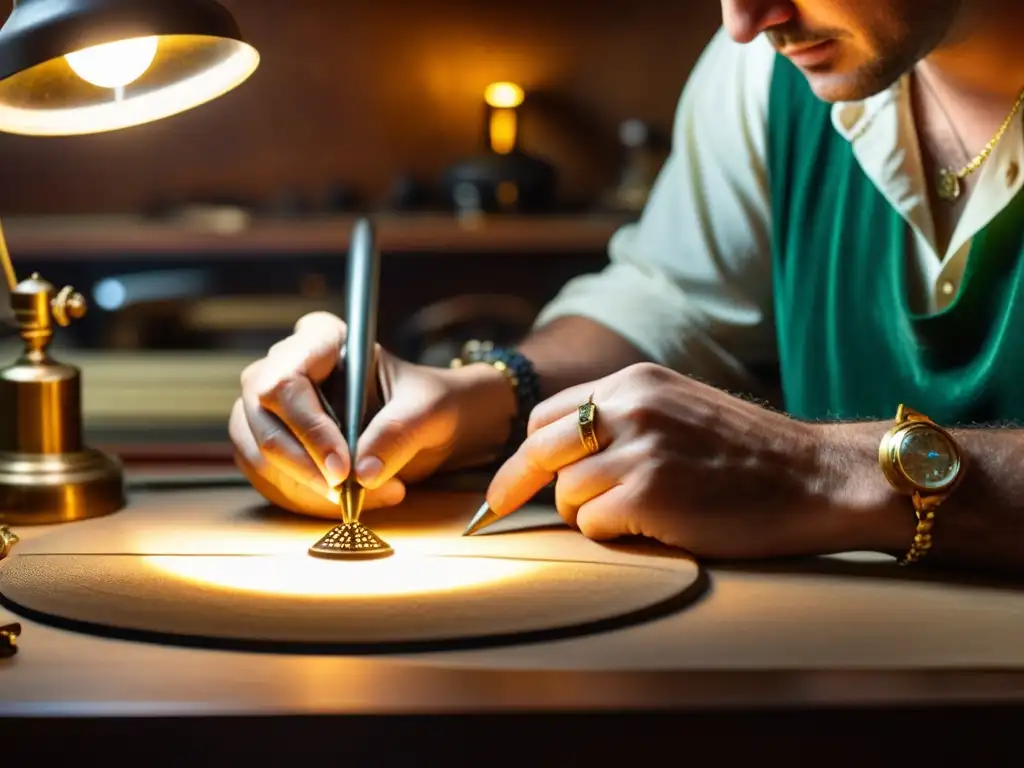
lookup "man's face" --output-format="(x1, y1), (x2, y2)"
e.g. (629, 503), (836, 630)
(720, 0), (964, 101)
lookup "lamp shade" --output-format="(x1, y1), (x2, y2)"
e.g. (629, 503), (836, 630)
(0, 0), (259, 136)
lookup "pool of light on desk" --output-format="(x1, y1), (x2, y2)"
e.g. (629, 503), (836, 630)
(143, 534), (540, 599)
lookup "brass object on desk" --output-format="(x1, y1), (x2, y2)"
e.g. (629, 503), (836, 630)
(0, 269), (125, 525)
(0, 622), (20, 658)
(308, 520), (394, 559)
(0, 525), (17, 559)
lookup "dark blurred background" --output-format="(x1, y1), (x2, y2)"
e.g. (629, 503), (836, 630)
(0, 0), (721, 454)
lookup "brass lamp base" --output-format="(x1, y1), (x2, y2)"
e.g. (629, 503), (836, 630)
(0, 272), (127, 525)
(0, 448), (124, 525)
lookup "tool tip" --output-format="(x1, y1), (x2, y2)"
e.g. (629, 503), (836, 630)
(340, 478), (366, 525)
(463, 502), (501, 536)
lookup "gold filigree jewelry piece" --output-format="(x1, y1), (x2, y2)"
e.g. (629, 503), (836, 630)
(577, 394), (600, 455)
(935, 86), (1024, 202)
(0, 623), (20, 658)
(308, 521), (394, 560)
(0, 526), (18, 560)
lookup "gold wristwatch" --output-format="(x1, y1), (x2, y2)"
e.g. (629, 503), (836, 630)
(878, 404), (965, 565)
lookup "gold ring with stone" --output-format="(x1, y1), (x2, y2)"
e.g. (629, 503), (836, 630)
(577, 394), (600, 455)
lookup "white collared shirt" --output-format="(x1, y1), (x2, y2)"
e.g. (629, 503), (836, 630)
(535, 28), (1024, 392)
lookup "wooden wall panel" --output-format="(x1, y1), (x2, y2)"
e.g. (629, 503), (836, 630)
(0, 0), (722, 214)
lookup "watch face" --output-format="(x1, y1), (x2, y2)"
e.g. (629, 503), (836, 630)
(898, 426), (959, 490)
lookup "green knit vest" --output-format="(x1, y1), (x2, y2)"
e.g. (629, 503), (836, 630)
(767, 55), (1024, 424)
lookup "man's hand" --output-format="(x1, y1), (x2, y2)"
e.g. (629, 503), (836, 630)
(230, 312), (516, 519)
(485, 362), (864, 559)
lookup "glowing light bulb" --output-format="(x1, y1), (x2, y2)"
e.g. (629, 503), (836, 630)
(484, 82), (524, 109)
(65, 36), (159, 89)
(484, 82), (524, 155)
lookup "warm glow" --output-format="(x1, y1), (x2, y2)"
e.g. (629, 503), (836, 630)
(145, 554), (539, 598)
(128, 523), (467, 558)
(0, 39), (260, 136)
(65, 36), (159, 89)
(489, 108), (517, 154)
(484, 81), (524, 108)
(484, 82), (523, 155)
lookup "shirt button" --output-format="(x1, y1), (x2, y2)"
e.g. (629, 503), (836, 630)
(1008, 162), (1020, 186)
(940, 280), (956, 296)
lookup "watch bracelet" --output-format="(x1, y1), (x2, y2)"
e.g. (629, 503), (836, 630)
(900, 494), (937, 565)
(450, 341), (541, 460)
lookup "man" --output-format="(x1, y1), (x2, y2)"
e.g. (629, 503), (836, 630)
(230, 1), (1024, 574)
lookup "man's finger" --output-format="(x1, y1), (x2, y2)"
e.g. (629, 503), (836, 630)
(239, 393), (337, 494)
(487, 407), (610, 515)
(552, 447), (625, 528)
(526, 380), (601, 436)
(361, 477), (408, 510)
(293, 311), (346, 359)
(253, 365), (349, 487)
(353, 395), (446, 490)
(235, 452), (336, 517)
(235, 449), (406, 519)
(230, 397), (297, 485)
(575, 482), (634, 541)
(266, 329), (344, 387)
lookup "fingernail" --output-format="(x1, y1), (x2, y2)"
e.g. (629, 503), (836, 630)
(324, 452), (347, 487)
(355, 456), (384, 487)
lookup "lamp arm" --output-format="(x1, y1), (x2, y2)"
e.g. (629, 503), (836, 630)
(0, 216), (16, 291)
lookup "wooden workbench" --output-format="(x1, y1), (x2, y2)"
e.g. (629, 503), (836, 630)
(1, 468), (1022, 763)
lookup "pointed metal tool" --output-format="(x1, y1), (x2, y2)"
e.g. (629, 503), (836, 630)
(337, 217), (378, 528)
(463, 502), (502, 536)
(308, 217), (392, 559)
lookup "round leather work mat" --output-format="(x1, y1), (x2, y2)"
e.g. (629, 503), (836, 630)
(0, 552), (703, 651)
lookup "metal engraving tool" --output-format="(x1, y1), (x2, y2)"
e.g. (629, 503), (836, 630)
(309, 218), (393, 560)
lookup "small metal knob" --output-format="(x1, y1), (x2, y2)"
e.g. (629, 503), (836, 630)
(0, 526), (17, 560)
(52, 285), (87, 327)
(0, 622), (21, 658)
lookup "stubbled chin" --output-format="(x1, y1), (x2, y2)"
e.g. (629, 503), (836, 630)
(797, 51), (904, 104)
(803, 74), (860, 104)
(800, 70), (890, 104)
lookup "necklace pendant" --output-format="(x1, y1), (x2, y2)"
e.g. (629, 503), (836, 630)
(937, 167), (961, 202)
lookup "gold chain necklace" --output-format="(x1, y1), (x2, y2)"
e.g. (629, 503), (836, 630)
(933, 86), (1024, 202)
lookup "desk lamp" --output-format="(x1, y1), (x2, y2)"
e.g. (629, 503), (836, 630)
(0, 0), (259, 525)
(441, 81), (556, 214)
